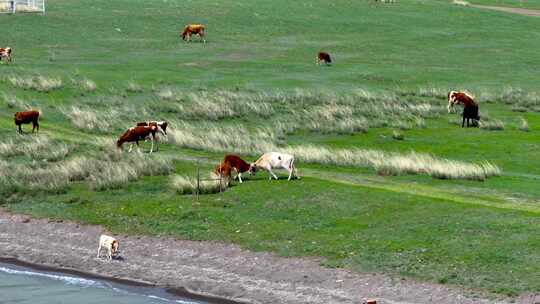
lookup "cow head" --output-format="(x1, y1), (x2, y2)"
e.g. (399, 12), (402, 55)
(248, 163), (259, 175)
(447, 91), (458, 113)
(111, 240), (119, 255)
(158, 121), (168, 135)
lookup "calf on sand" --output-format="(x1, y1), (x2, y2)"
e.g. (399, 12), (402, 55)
(97, 234), (119, 261)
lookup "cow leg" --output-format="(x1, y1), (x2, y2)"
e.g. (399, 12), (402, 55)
(35, 120), (39, 133)
(462, 116), (465, 128)
(267, 168), (278, 180)
(128, 143), (133, 153)
(237, 171), (243, 183)
(97, 245), (102, 258)
(17, 124), (22, 134)
(149, 137), (154, 153)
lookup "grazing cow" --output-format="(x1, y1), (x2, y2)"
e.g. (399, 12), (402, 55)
(181, 24), (206, 43)
(97, 234), (119, 261)
(249, 152), (298, 181)
(316, 52), (332, 65)
(448, 91), (480, 127)
(0, 47), (12, 63)
(117, 125), (158, 153)
(214, 154), (252, 183)
(14, 110), (39, 134)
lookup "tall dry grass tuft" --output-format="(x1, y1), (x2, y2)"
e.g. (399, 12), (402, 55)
(171, 173), (229, 195)
(126, 81), (144, 93)
(285, 146), (501, 181)
(479, 119), (505, 131)
(0, 135), (69, 162)
(7, 75), (63, 92)
(79, 78), (97, 92)
(0, 149), (173, 194)
(61, 106), (113, 132)
(519, 117), (529, 132)
(167, 123), (501, 181)
(167, 122), (277, 154)
(452, 0), (470, 6)
(1, 93), (31, 110)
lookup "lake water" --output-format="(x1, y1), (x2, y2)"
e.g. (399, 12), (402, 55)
(0, 263), (205, 304)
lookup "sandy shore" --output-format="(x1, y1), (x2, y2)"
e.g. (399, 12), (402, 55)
(1, 209), (536, 304)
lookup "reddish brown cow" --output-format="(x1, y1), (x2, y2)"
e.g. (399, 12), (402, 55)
(181, 24), (206, 43)
(448, 91), (480, 128)
(316, 52), (332, 65)
(14, 110), (39, 134)
(214, 154), (252, 183)
(0, 47), (12, 63)
(117, 125), (158, 153)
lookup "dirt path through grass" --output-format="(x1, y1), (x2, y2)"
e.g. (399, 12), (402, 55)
(472, 4), (540, 16)
(0, 209), (517, 304)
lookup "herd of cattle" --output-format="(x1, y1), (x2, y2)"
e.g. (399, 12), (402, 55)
(6, 22), (481, 183)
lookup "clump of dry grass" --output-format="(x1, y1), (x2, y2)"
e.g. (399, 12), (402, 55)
(519, 118), (529, 132)
(285, 146), (501, 181)
(479, 119), (505, 131)
(155, 87), (176, 100)
(167, 123), (500, 181)
(452, 0), (470, 6)
(78, 78), (97, 92)
(167, 122), (277, 154)
(2, 93), (31, 110)
(392, 130), (404, 140)
(61, 106), (113, 132)
(7, 75), (63, 92)
(126, 81), (144, 93)
(171, 172), (229, 195)
(0, 135), (69, 162)
(0, 149), (173, 194)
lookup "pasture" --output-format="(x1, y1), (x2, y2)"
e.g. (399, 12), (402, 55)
(1, 0), (540, 299)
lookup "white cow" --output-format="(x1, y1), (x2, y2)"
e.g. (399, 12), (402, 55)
(250, 152), (298, 181)
(97, 234), (119, 260)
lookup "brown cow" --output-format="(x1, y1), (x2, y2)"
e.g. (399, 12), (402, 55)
(214, 154), (252, 183)
(117, 125), (158, 153)
(181, 24), (206, 43)
(14, 110), (39, 134)
(448, 91), (480, 128)
(0, 47), (12, 63)
(316, 52), (332, 65)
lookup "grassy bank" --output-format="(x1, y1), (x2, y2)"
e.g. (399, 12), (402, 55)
(1, 0), (539, 298)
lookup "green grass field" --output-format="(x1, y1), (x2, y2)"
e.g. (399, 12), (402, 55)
(1, 0), (540, 298)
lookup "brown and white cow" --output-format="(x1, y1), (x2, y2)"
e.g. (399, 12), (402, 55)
(181, 24), (206, 43)
(14, 110), (39, 134)
(214, 154), (252, 183)
(448, 91), (480, 127)
(117, 125), (158, 153)
(0, 47), (12, 63)
(316, 52), (332, 65)
(97, 234), (119, 261)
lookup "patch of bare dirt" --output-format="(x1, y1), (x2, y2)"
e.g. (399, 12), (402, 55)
(0, 209), (523, 304)
(472, 5), (540, 17)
